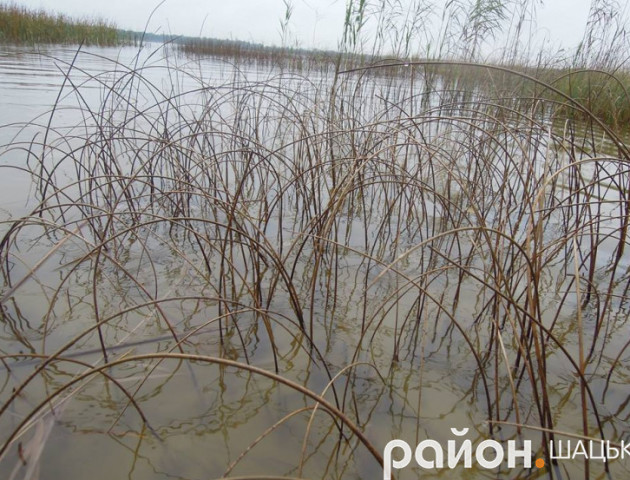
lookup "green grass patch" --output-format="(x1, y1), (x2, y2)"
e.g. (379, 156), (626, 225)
(549, 69), (630, 132)
(0, 2), (122, 46)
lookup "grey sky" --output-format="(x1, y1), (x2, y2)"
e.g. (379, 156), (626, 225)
(16, 0), (594, 53)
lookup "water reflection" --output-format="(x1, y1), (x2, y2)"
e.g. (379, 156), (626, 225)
(0, 43), (629, 479)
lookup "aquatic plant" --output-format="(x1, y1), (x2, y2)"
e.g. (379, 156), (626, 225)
(0, 2), (122, 46)
(0, 1), (630, 478)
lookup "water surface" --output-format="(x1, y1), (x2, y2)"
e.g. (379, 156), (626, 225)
(0, 44), (629, 480)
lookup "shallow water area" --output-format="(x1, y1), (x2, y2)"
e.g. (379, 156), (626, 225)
(0, 43), (630, 479)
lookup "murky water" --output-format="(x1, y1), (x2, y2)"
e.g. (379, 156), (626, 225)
(0, 44), (629, 480)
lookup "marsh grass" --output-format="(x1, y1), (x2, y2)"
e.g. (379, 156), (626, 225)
(178, 51), (630, 134)
(0, 3), (121, 46)
(0, 2), (630, 479)
(549, 69), (630, 132)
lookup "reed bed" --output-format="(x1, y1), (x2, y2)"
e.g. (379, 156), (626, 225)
(176, 50), (630, 134)
(0, 41), (629, 480)
(0, 3), (121, 46)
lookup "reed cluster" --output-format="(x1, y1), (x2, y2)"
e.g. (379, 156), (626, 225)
(0, 1), (630, 478)
(0, 47), (629, 478)
(0, 3), (121, 45)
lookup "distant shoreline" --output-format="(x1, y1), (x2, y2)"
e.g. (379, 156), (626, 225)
(1, 2), (628, 133)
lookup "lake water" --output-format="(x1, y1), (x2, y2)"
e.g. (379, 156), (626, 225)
(0, 44), (629, 479)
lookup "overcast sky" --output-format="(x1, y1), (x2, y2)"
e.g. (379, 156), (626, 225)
(15, 0), (595, 53)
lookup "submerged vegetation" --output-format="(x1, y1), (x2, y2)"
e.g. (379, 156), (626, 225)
(0, 1), (630, 479)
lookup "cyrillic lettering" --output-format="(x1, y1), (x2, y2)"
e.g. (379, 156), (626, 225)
(572, 441), (587, 459)
(415, 440), (443, 469)
(383, 439), (411, 480)
(550, 440), (571, 460)
(589, 441), (606, 461)
(476, 440), (504, 469)
(447, 439), (472, 468)
(507, 440), (532, 468)
(606, 441), (620, 460)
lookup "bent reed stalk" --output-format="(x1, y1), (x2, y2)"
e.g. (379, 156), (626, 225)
(0, 29), (630, 480)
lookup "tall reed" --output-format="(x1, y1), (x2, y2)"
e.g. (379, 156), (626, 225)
(0, 3), (121, 45)
(0, 1), (629, 478)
